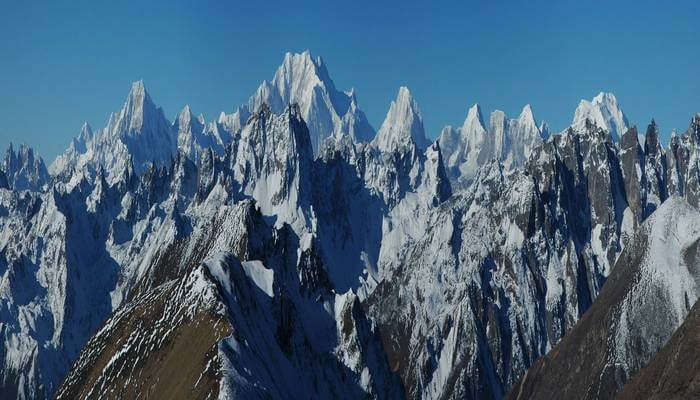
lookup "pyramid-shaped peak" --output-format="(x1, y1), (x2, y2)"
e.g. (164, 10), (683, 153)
(123, 80), (155, 112)
(467, 103), (483, 120)
(178, 105), (193, 120)
(519, 104), (535, 121)
(373, 86), (427, 151)
(463, 103), (486, 132)
(78, 122), (93, 141)
(394, 86), (420, 114)
(127, 80), (148, 102)
(116, 80), (166, 134)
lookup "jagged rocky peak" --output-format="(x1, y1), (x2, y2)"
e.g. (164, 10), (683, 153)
(438, 101), (544, 187)
(644, 118), (661, 155)
(174, 104), (205, 138)
(247, 50), (375, 153)
(506, 197), (700, 400)
(232, 102), (313, 229)
(372, 86), (428, 152)
(571, 91), (629, 141)
(174, 104), (218, 163)
(539, 120), (550, 139)
(687, 112), (700, 141)
(176, 104), (195, 127)
(2, 142), (49, 191)
(51, 80), (176, 185)
(621, 125), (640, 150)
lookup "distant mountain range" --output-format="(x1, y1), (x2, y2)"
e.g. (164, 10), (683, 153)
(1, 51), (699, 399)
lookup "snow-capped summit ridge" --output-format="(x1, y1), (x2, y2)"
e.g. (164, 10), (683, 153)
(571, 91), (629, 141)
(50, 80), (176, 184)
(438, 101), (545, 186)
(245, 51), (375, 152)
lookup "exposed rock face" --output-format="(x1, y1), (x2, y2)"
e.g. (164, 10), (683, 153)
(642, 119), (667, 216)
(506, 197), (700, 400)
(56, 244), (404, 400)
(666, 114), (700, 206)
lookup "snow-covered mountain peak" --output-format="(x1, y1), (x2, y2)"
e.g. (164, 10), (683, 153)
(591, 91), (618, 107)
(462, 103), (486, 135)
(78, 122), (93, 140)
(115, 80), (165, 135)
(50, 81), (176, 185)
(246, 51), (375, 152)
(438, 101), (545, 187)
(273, 51), (330, 103)
(2, 143), (49, 191)
(179, 104), (192, 119)
(175, 104), (200, 130)
(518, 104), (537, 129)
(372, 86), (428, 152)
(571, 91), (629, 141)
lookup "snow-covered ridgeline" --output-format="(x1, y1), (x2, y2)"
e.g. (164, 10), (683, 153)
(3, 49), (700, 400)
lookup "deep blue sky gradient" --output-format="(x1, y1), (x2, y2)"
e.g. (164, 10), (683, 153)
(1, 1), (699, 161)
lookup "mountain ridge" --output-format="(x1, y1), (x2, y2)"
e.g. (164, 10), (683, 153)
(1, 52), (699, 400)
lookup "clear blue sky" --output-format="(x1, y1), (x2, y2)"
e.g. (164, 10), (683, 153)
(1, 1), (699, 162)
